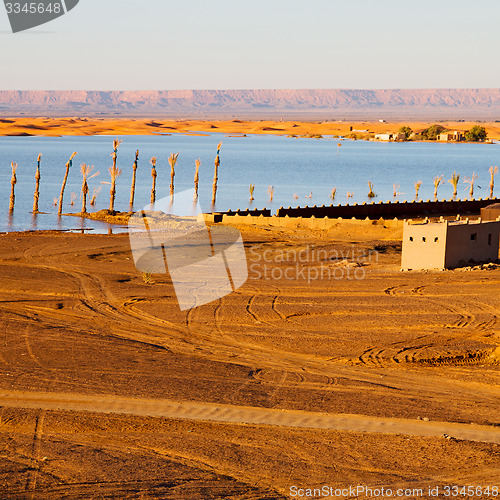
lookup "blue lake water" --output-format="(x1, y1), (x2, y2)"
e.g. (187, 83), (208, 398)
(0, 133), (498, 233)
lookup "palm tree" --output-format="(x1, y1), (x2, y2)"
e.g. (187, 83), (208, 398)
(212, 142), (222, 206)
(58, 152), (77, 215)
(129, 150), (139, 208)
(169, 153), (180, 200)
(90, 187), (101, 207)
(33, 154), (41, 213)
(81, 164), (99, 213)
(463, 173), (478, 199)
(9, 162), (17, 213)
(368, 181), (376, 198)
(109, 139), (122, 212)
(489, 166), (498, 198)
(194, 159), (201, 201)
(150, 157), (158, 204)
(414, 181), (422, 199)
(433, 175), (444, 199)
(448, 171), (460, 199)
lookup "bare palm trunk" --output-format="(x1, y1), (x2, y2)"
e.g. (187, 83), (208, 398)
(9, 162), (17, 213)
(194, 159), (201, 201)
(490, 166), (498, 198)
(414, 181), (422, 199)
(33, 154), (41, 213)
(129, 150), (139, 208)
(58, 152), (77, 215)
(150, 157), (157, 204)
(82, 187), (88, 213)
(211, 142), (222, 206)
(109, 140), (122, 212)
(169, 153), (179, 201)
(81, 164), (99, 214)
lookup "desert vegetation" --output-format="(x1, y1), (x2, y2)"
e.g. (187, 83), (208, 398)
(465, 125), (487, 142)
(448, 171), (460, 199)
(150, 157), (157, 204)
(463, 173), (478, 199)
(489, 166), (498, 198)
(58, 152), (77, 215)
(108, 140), (123, 212)
(414, 181), (422, 199)
(420, 124), (445, 140)
(9, 162), (17, 213)
(433, 176), (444, 199)
(33, 154), (41, 213)
(367, 181), (376, 198)
(194, 159), (201, 201)
(169, 153), (180, 200)
(267, 186), (275, 202)
(81, 164), (99, 214)
(398, 126), (413, 140)
(129, 150), (139, 208)
(212, 142), (223, 205)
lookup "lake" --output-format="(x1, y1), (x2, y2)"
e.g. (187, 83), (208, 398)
(0, 134), (498, 233)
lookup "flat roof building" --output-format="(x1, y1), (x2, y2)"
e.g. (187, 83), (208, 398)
(402, 218), (500, 270)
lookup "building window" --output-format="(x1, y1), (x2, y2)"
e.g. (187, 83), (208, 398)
(434, 237), (439, 242)
(422, 237), (426, 242)
(409, 237), (413, 242)
(471, 233), (477, 241)
(488, 233), (492, 246)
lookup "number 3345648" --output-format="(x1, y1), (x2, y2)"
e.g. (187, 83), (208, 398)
(5, 3), (62, 14)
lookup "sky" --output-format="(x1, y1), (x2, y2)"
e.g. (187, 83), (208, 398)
(0, 0), (499, 90)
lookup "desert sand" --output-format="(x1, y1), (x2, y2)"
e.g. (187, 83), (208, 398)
(0, 222), (498, 498)
(1, 117), (500, 140)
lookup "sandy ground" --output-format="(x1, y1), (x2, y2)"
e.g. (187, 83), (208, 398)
(0, 224), (499, 499)
(1, 117), (500, 140)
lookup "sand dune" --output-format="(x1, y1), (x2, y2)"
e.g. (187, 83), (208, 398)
(1, 116), (500, 139)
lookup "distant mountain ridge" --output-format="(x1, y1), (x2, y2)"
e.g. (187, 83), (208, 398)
(1, 89), (500, 119)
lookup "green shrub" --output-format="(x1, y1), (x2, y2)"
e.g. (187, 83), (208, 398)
(465, 125), (487, 142)
(421, 124), (446, 140)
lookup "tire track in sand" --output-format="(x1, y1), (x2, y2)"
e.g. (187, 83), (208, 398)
(1, 390), (500, 446)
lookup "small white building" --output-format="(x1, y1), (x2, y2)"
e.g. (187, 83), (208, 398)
(438, 131), (464, 142)
(402, 218), (500, 270)
(374, 133), (392, 141)
(374, 132), (406, 142)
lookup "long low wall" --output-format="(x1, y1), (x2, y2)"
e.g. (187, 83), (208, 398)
(224, 208), (272, 217)
(204, 214), (404, 231)
(274, 198), (499, 220)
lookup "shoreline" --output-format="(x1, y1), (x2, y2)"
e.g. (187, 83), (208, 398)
(1, 117), (500, 141)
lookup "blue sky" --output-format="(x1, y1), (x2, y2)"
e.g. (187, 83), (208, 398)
(0, 0), (499, 90)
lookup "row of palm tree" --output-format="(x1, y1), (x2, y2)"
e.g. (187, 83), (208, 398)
(8, 140), (223, 214)
(7, 144), (499, 213)
(245, 167), (498, 204)
(371, 169), (497, 201)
